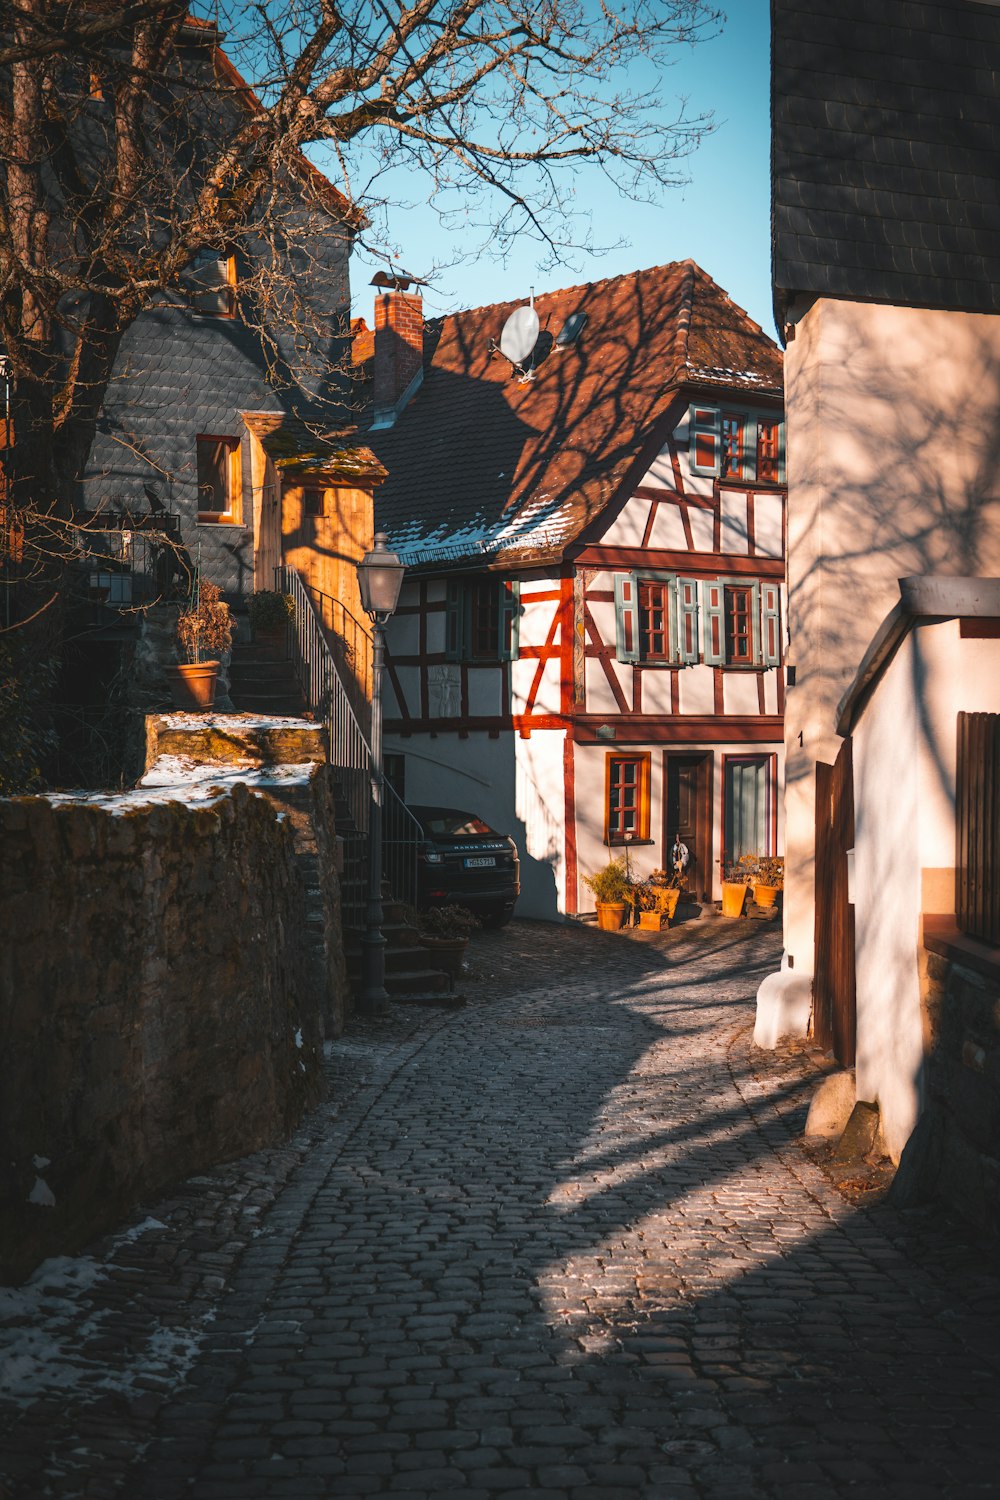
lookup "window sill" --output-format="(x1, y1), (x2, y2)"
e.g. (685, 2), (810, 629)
(607, 838), (654, 848)
(197, 515), (244, 527)
(923, 914), (1000, 983)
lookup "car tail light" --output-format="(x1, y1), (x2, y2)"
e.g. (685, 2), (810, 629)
(420, 842), (443, 865)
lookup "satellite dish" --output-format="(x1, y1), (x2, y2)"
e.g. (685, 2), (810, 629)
(500, 305), (540, 366)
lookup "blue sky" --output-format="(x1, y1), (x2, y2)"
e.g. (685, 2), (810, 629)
(343, 1), (775, 340)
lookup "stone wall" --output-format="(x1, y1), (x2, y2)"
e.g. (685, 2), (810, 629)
(0, 781), (325, 1283)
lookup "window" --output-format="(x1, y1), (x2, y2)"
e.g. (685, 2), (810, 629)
(303, 484), (326, 518)
(605, 753), (651, 843)
(721, 413), (746, 480)
(689, 403), (784, 483)
(188, 247), (237, 317)
(757, 419), (781, 483)
(197, 435), (241, 522)
(723, 584), (754, 665)
(445, 577), (520, 662)
(638, 579), (671, 660)
(616, 573), (780, 669)
(724, 756), (773, 864)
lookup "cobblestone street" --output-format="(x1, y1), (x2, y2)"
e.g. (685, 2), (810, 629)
(3, 918), (1000, 1500)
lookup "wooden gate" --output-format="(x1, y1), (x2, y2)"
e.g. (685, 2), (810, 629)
(813, 736), (856, 1065)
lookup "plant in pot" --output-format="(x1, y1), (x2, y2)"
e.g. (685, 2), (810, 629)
(721, 854), (755, 918)
(249, 588), (295, 645)
(168, 580), (233, 711)
(635, 868), (685, 930)
(583, 856), (633, 931)
(750, 853), (784, 909)
(418, 903), (481, 979)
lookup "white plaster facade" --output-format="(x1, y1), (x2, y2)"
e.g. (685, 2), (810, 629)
(849, 617), (1000, 1159)
(777, 297), (1000, 982)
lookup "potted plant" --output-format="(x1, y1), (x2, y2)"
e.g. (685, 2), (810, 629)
(583, 856), (633, 931)
(721, 854), (755, 918)
(249, 588), (295, 645)
(750, 854), (784, 909)
(634, 868), (685, 930)
(418, 903), (480, 978)
(168, 580), (233, 710)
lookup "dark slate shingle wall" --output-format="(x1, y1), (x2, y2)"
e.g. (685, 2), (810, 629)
(84, 227), (351, 600)
(772, 0), (1000, 316)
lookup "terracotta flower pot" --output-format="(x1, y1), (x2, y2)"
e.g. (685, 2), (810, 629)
(721, 881), (747, 918)
(753, 883), (781, 909)
(419, 935), (468, 979)
(596, 901), (627, 932)
(167, 660), (219, 711)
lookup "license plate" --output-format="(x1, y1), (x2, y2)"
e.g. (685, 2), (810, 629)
(464, 856), (496, 868)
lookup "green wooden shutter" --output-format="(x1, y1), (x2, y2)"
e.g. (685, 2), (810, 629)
(499, 578), (520, 661)
(445, 580), (463, 661)
(676, 577), (700, 664)
(703, 580), (725, 665)
(614, 573), (640, 663)
(761, 582), (781, 666)
(689, 405), (720, 477)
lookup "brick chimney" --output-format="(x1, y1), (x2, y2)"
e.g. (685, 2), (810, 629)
(371, 285), (424, 431)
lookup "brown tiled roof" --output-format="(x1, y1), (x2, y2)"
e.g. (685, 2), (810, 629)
(370, 260), (782, 567)
(242, 412), (387, 482)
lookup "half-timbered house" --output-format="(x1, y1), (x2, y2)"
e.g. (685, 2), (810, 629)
(362, 262), (786, 919)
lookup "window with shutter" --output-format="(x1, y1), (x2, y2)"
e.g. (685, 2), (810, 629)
(614, 573), (641, 663)
(196, 435), (241, 522)
(761, 582), (782, 665)
(721, 413), (746, 480)
(444, 577), (520, 662)
(188, 247), (237, 317)
(676, 578), (700, 664)
(689, 406), (721, 476)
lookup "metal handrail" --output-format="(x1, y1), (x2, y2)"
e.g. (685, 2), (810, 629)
(278, 565), (422, 923)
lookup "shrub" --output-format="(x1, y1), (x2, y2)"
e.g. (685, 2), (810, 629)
(176, 581), (233, 663)
(582, 856), (632, 905)
(249, 589), (295, 633)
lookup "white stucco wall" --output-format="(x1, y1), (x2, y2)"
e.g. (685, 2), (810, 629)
(781, 296), (1000, 978)
(852, 620), (1000, 1159)
(383, 729), (567, 920)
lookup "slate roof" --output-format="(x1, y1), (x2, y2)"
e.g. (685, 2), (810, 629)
(368, 261), (783, 568)
(772, 0), (1000, 322)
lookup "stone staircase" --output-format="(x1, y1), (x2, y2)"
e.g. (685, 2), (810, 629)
(345, 892), (464, 1008)
(228, 635), (308, 717)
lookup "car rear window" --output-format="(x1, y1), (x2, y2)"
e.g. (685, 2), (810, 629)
(421, 812), (493, 837)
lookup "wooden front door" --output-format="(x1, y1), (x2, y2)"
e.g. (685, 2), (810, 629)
(813, 737), (856, 1065)
(664, 752), (713, 901)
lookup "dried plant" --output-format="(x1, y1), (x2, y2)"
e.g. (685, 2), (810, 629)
(175, 581), (232, 664)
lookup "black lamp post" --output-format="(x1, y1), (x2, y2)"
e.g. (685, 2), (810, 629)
(356, 533), (406, 1016)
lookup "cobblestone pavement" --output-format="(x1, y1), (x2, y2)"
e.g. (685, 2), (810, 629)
(3, 918), (1000, 1500)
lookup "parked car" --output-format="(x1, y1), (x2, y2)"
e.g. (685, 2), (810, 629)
(410, 805), (520, 927)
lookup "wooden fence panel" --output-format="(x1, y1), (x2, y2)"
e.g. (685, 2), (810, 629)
(957, 712), (1000, 945)
(813, 737), (856, 1066)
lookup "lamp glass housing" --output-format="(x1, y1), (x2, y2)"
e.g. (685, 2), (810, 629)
(357, 532), (405, 619)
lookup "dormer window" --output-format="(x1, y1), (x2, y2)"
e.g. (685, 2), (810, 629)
(689, 404), (784, 484)
(188, 247), (237, 317)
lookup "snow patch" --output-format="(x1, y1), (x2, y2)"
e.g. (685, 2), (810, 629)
(28, 1177), (56, 1207)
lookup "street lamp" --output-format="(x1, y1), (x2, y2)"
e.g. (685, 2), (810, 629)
(356, 533), (406, 1016)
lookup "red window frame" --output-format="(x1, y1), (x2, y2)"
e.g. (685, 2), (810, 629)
(638, 579), (671, 661)
(724, 584), (754, 665)
(196, 435), (241, 523)
(721, 413), (745, 479)
(757, 420), (781, 483)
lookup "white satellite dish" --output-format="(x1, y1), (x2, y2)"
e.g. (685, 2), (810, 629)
(499, 304), (540, 366)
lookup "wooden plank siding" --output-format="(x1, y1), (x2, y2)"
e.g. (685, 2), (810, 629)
(956, 712), (1000, 945)
(813, 738), (857, 1066)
